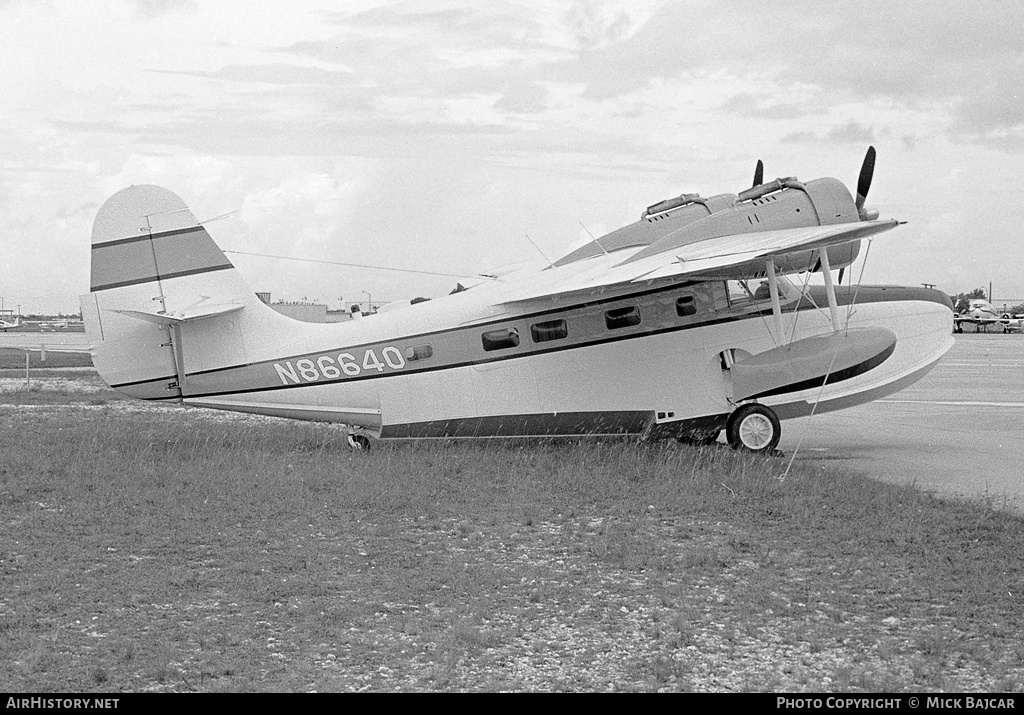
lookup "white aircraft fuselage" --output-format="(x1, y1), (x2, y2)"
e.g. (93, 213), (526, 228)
(79, 151), (955, 450)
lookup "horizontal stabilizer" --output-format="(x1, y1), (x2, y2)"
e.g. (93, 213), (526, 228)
(110, 302), (244, 326)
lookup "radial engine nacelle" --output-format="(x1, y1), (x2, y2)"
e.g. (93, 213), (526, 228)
(557, 147), (879, 281)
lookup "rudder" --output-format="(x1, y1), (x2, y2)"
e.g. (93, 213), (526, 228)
(83, 185), (257, 401)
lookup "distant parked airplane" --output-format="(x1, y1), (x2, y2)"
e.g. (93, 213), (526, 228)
(0, 315), (20, 331)
(37, 319), (84, 332)
(953, 299), (1024, 333)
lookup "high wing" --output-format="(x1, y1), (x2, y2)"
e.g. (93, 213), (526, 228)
(493, 219), (899, 305)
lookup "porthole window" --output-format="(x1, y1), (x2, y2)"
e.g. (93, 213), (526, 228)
(530, 319), (568, 343)
(482, 327), (520, 351)
(404, 344), (433, 361)
(605, 306), (641, 330)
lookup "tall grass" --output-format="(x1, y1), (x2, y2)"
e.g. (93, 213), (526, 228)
(2, 386), (1023, 692)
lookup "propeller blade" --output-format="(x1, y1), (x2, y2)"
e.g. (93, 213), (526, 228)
(856, 145), (875, 211)
(838, 267), (846, 284)
(752, 159), (763, 188)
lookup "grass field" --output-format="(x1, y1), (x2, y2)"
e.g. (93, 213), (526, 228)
(2, 369), (1023, 692)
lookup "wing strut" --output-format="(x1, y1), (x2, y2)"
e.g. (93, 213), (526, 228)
(817, 247), (841, 332)
(765, 258), (785, 344)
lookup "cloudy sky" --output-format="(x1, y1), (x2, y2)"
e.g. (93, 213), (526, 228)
(2, 0), (1022, 314)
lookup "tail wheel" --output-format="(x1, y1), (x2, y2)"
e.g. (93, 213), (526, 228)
(347, 433), (371, 451)
(727, 404), (781, 454)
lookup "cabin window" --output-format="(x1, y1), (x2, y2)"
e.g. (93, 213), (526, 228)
(675, 295), (697, 317)
(404, 344), (433, 361)
(530, 319), (568, 343)
(481, 327), (520, 351)
(605, 306), (641, 330)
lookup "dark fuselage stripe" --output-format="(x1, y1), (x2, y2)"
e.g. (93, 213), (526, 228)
(380, 410), (731, 439)
(113, 285), (948, 399)
(190, 280), (707, 376)
(113, 302), (773, 395)
(187, 283), (950, 380)
(380, 410), (653, 438)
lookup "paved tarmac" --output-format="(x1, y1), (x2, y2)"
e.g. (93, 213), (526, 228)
(782, 333), (1024, 512)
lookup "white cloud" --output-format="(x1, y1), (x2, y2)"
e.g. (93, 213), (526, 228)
(2, 0), (1024, 312)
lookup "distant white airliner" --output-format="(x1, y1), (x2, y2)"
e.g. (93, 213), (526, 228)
(0, 315), (20, 331)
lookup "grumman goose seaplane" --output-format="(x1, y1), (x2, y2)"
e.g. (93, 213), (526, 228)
(79, 147), (953, 452)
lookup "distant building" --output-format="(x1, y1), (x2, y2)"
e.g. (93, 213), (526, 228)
(256, 292), (352, 322)
(271, 301), (328, 322)
(993, 298), (1024, 313)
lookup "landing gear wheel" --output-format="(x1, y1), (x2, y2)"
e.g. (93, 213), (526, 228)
(726, 404), (781, 454)
(347, 433), (371, 451)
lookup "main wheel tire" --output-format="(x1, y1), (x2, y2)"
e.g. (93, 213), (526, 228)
(347, 433), (371, 451)
(726, 404), (781, 454)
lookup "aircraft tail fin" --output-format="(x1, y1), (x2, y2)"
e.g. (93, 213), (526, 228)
(82, 185), (274, 401)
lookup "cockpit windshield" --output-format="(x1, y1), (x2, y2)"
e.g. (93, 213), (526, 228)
(725, 276), (797, 308)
